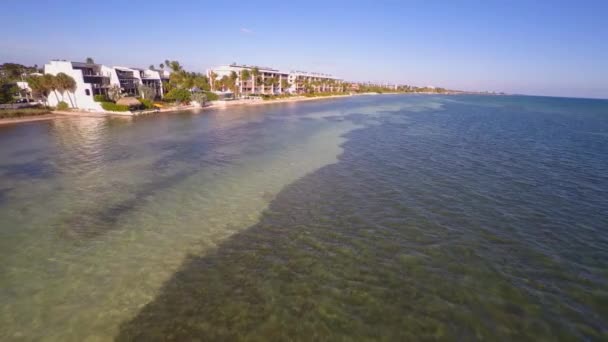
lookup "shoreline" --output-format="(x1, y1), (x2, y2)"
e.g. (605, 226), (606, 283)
(0, 113), (71, 126)
(0, 92), (455, 125)
(203, 93), (353, 110)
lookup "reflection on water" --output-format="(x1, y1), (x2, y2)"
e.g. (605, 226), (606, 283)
(1, 95), (607, 340)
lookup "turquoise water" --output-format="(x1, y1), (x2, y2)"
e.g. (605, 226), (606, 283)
(0, 95), (607, 340)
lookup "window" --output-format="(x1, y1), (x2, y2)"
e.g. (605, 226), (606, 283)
(85, 89), (90, 96)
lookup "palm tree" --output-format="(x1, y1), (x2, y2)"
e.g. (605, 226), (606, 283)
(42, 74), (60, 104)
(280, 79), (289, 94)
(240, 69), (250, 95)
(168, 61), (182, 73)
(86, 57), (95, 64)
(209, 71), (218, 91)
(251, 67), (260, 94)
(229, 71), (238, 96)
(55, 73), (77, 108)
(26, 75), (49, 105)
(160, 63), (164, 70)
(270, 76), (279, 94)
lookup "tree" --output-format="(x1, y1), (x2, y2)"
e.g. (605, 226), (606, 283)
(159, 63), (164, 70)
(271, 76), (279, 94)
(86, 57), (95, 64)
(42, 74), (60, 104)
(191, 92), (207, 106)
(229, 71), (238, 95)
(1, 63), (24, 81)
(168, 60), (182, 73)
(149, 64), (155, 70)
(164, 88), (191, 104)
(54, 72), (77, 108)
(251, 67), (260, 94)
(138, 84), (156, 100)
(192, 74), (210, 91)
(0, 79), (17, 104)
(281, 79), (289, 93)
(217, 76), (230, 92)
(107, 84), (122, 102)
(26, 75), (49, 105)
(240, 69), (250, 94)
(209, 71), (217, 91)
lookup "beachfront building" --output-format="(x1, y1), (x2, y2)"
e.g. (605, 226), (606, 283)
(207, 64), (344, 96)
(109, 67), (141, 97)
(44, 60), (111, 111)
(207, 64), (290, 96)
(287, 71), (342, 94)
(43, 60), (169, 111)
(109, 67), (169, 99)
(137, 68), (167, 99)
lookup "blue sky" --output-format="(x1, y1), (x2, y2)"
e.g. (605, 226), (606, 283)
(1, 0), (607, 98)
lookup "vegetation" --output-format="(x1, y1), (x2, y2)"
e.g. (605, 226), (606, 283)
(107, 85), (122, 102)
(190, 92), (207, 105)
(251, 67), (260, 94)
(85, 57), (95, 64)
(138, 98), (154, 109)
(54, 73), (76, 107)
(241, 69), (251, 91)
(0, 81), (18, 104)
(0, 105), (52, 119)
(101, 102), (130, 112)
(138, 84), (156, 100)
(280, 79), (289, 92)
(0, 63), (39, 81)
(261, 93), (294, 100)
(353, 83), (449, 94)
(56, 101), (69, 110)
(209, 71), (217, 91)
(164, 88), (191, 103)
(94, 94), (108, 102)
(202, 91), (217, 101)
(303, 92), (349, 98)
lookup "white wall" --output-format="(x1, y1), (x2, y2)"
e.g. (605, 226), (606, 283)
(44, 61), (103, 111)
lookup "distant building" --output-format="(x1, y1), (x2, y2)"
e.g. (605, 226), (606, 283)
(207, 64), (342, 95)
(207, 64), (290, 95)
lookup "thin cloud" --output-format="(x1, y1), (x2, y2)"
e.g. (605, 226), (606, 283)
(240, 28), (253, 34)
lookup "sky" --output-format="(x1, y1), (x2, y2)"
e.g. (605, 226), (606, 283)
(1, 0), (607, 99)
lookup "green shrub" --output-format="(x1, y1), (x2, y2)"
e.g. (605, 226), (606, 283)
(0, 106), (51, 118)
(138, 98), (154, 109)
(101, 101), (130, 112)
(164, 88), (191, 103)
(203, 91), (219, 101)
(94, 94), (108, 102)
(56, 101), (69, 110)
(191, 92), (207, 105)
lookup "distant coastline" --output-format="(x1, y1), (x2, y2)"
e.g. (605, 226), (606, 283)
(0, 92), (511, 126)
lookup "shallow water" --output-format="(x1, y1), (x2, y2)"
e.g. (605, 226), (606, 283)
(1, 95), (607, 340)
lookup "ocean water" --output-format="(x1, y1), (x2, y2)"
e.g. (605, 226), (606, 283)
(0, 95), (606, 340)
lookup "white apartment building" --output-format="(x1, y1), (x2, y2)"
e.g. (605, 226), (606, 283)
(208, 64), (290, 95)
(44, 60), (111, 111)
(109, 67), (169, 99)
(288, 71), (342, 94)
(207, 64), (343, 95)
(43, 60), (169, 111)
